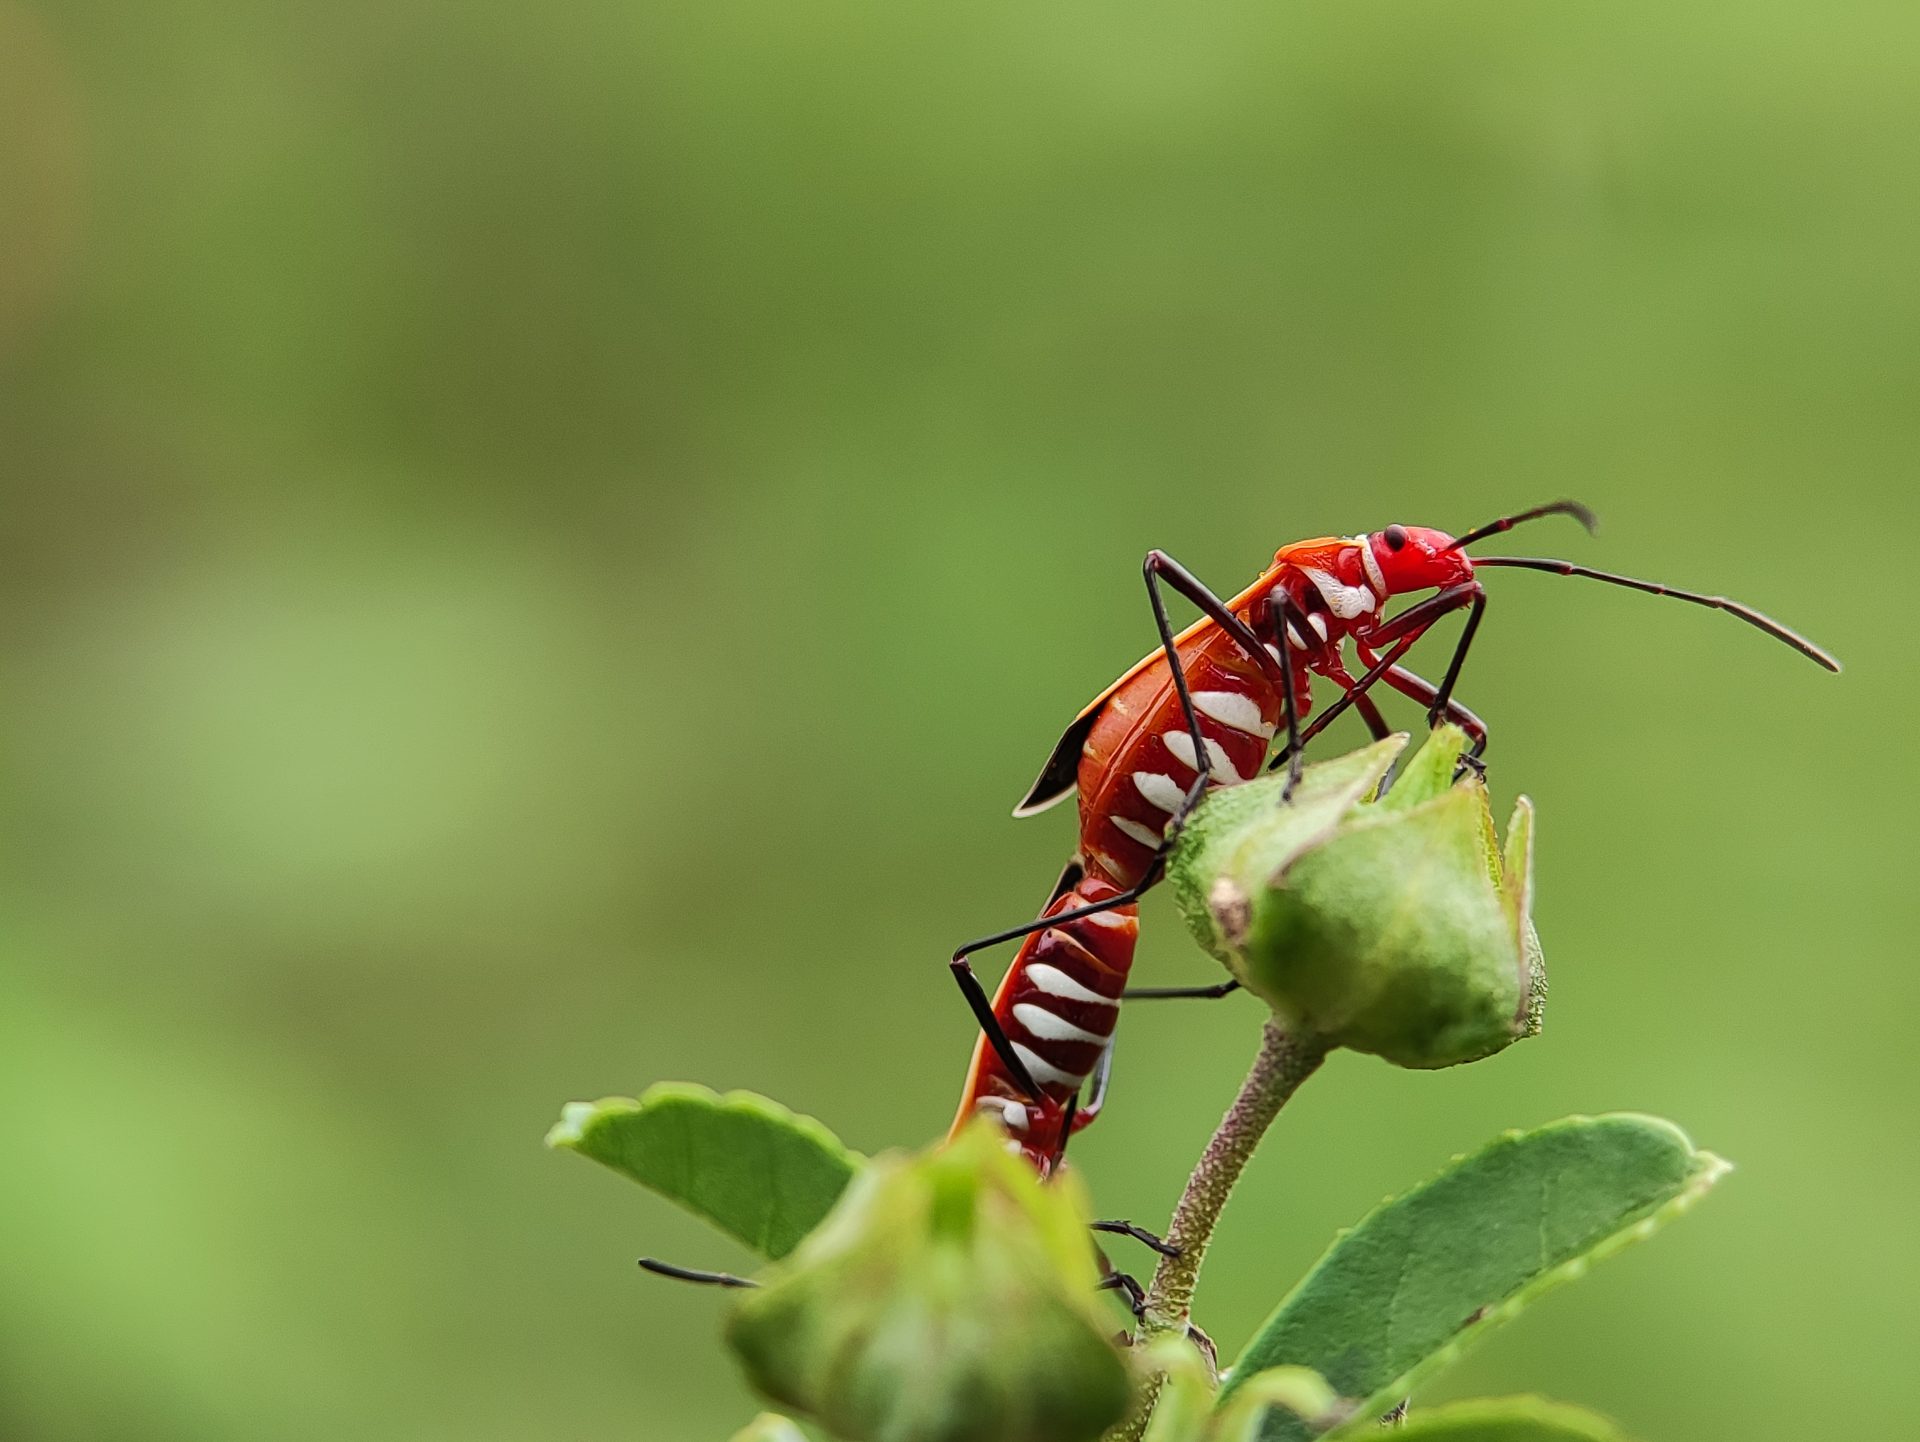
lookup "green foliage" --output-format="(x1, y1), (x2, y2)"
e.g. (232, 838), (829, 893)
(551, 741), (1732, 1442)
(547, 1083), (861, 1260)
(725, 1122), (1130, 1442)
(1168, 728), (1537, 1067)
(1220, 1115), (1726, 1441)
(1337, 1397), (1631, 1441)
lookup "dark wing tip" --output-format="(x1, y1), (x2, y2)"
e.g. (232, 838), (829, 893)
(1012, 706), (1103, 818)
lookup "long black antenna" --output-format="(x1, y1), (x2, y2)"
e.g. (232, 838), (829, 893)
(1474, 556), (1841, 671)
(1448, 499), (1599, 552)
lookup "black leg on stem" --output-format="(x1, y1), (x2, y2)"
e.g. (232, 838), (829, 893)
(1425, 588), (1487, 728)
(1097, 1269), (1147, 1319)
(1090, 1219), (1181, 1258)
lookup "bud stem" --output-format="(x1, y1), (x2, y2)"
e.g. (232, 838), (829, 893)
(1115, 1020), (1328, 1441)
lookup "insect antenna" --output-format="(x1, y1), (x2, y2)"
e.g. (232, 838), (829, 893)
(1471, 556), (1841, 671)
(1446, 499), (1599, 552)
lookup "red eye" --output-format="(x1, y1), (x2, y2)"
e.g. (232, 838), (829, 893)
(1383, 525), (1409, 551)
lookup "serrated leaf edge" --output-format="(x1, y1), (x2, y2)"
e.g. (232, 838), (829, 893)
(1219, 1113), (1729, 1423)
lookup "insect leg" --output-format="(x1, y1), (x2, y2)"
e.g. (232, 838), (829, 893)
(1421, 587), (1488, 733)
(1260, 590), (1308, 799)
(950, 879), (1149, 972)
(1352, 644), (1490, 757)
(1265, 582), (1483, 773)
(1091, 1218), (1181, 1258)
(948, 955), (1045, 1100)
(1142, 550), (1293, 829)
(1264, 629), (1423, 772)
(1076, 1039), (1114, 1128)
(1097, 1269), (1147, 1319)
(1123, 979), (1241, 1001)
(1315, 651), (1395, 742)
(639, 1258), (758, 1288)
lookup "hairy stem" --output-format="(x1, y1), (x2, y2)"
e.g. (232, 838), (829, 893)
(1114, 1019), (1328, 1441)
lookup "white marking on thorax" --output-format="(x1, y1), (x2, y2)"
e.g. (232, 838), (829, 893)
(1112, 815), (1166, 850)
(1352, 536), (1387, 596)
(1012, 1042), (1083, 1091)
(1132, 771), (1187, 814)
(1161, 730), (1247, 784)
(1027, 962), (1121, 1006)
(1302, 566), (1376, 621)
(1193, 690), (1274, 737)
(1012, 1003), (1109, 1046)
(1308, 612), (1330, 641)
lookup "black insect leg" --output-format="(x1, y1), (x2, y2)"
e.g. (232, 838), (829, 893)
(1258, 589), (1311, 799)
(1421, 587), (1488, 735)
(1265, 582), (1484, 774)
(1090, 1219), (1181, 1258)
(1097, 1269), (1147, 1319)
(1352, 644), (1491, 758)
(947, 955), (1046, 1101)
(639, 1258), (758, 1288)
(1142, 550), (1293, 830)
(1124, 978), (1241, 1001)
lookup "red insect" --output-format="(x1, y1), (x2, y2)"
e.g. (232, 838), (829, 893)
(949, 501), (1839, 1174)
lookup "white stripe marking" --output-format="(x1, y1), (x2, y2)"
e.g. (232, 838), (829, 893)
(1161, 731), (1247, 784)
(1083, 908), (1135, 931)
(974, 1096), (1031, 1131)
(1027, 963), (1121, 1006)
(1303, 566), (1376, 620)
(1113, 815), (1166, 850)
(1194, 690), (1273, 737)
(1012, 1042), (1083, 1091)
(1013, 1003), (1110, 1045)
(1353, 536), (1387, 597)
(1132, 771), (1187, 814)
(1308, 613), (1329, 641)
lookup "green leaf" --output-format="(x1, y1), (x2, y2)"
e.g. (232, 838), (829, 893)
(547, 1083), (862, 1259)
(1211, 1367), (1346, 1442)
(1219, 1115), (1727, 1441)
(1331, 1397), (1631, 1441)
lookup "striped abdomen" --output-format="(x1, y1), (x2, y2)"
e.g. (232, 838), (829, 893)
(950, 876), (1139, 1173)
(1076, 626), (1283, 889)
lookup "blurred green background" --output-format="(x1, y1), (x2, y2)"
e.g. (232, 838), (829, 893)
(0, 1), (1911, 1438)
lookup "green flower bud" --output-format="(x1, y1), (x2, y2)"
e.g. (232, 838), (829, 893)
(1168, 726), (1543, 1068)
(724, 1121), (1132, 1442)
(729, 1416), (809, 1442)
